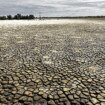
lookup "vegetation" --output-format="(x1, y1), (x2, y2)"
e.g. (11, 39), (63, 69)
(0, 14), (105, 20)
(43, 16), (105, 19)
(0, 14), (35, 20)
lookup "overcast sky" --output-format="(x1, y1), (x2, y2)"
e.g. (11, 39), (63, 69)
(0, 0), (105, 16)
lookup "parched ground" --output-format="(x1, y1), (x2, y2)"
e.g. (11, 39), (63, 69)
(0, 19), (105, 105)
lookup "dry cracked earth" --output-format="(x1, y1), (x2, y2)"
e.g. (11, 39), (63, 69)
(0, 20), (105, 105)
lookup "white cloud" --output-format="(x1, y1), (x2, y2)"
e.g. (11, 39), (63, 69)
(0, 0), (105, 16)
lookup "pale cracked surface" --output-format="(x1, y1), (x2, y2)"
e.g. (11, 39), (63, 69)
(0, 20), (105, 105)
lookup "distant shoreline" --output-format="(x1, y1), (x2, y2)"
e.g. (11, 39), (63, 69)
(37, 17), (105, 21)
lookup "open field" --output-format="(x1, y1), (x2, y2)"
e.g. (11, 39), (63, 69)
(0, 19), (105, 105)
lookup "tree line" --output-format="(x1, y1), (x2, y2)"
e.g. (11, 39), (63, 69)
(0, 14), (105, 20)
(0, 14), (35, 20)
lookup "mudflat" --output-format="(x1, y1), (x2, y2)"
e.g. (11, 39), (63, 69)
(0, 19), (105, 105)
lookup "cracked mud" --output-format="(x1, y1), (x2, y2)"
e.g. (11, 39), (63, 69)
(0, 20), (105, 105)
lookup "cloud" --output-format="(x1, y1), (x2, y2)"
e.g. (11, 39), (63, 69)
(0, 0), (105, 16)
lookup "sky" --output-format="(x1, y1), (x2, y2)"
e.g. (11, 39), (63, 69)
(0, 0), (105, 16)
